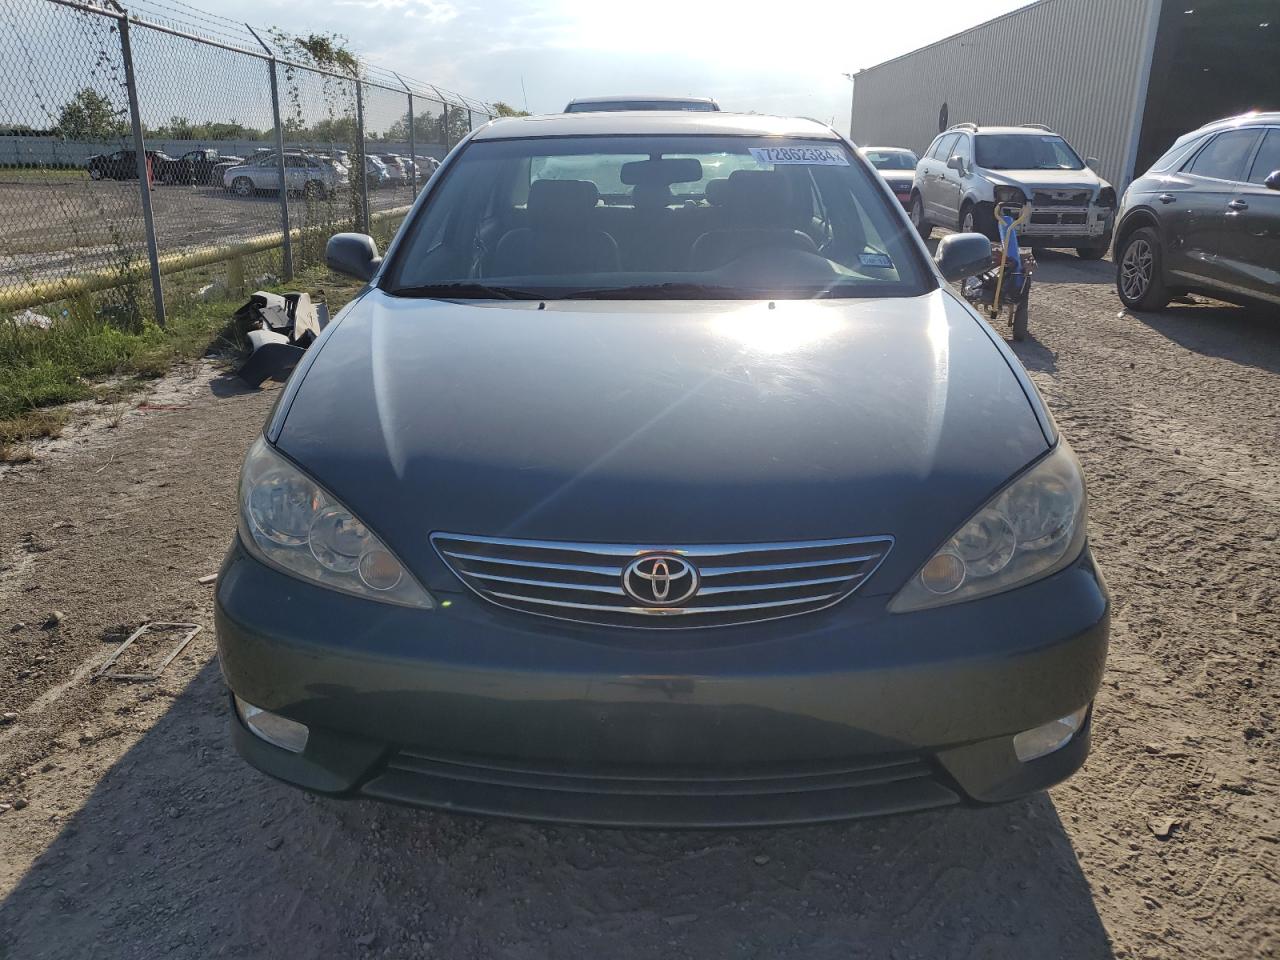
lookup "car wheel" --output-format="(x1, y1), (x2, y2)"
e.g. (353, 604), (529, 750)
(88, 167), (102, 181)
(962, 201), (998, 240)
(232, 176), (254, 198)
(1116, 227), (1169, 311)
(909, 195), (930, 240)
(1011, 285), (1030, 342)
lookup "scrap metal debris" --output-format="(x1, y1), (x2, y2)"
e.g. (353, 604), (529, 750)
(233, 291), (330, 388)
(197, 573), (218, 585)
(94, 622), (201, 682)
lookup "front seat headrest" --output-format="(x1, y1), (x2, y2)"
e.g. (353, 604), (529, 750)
(724, 170), (796, 226)
(528, 179), (600, 226)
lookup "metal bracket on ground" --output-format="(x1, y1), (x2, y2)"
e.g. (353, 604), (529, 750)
(94, 622), (202, 682)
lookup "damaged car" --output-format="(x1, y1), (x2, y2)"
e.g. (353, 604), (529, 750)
(215, 112), (1110, 828)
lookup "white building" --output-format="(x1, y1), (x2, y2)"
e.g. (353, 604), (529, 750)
(849, 0), (1279, 190)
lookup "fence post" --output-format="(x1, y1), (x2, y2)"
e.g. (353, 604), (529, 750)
(247, 25), (293, 280)
(394, 72), (416, 194)
(354, 79), (369, 233)
(442, 102), (450, 150)
(116, 12), (166, 326)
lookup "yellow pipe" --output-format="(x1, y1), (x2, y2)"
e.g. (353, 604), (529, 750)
(991, 203), (1032, 315)
(0, 204), (411, 314)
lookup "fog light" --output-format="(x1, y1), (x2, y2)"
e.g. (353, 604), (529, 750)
(235, 695), (309, 753)
(1013, 706), (1088, 762)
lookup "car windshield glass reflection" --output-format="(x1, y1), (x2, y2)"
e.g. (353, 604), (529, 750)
(387, 135), (930, 300)
(975, 134), (1085, 171)
(865, 150), (918, 170)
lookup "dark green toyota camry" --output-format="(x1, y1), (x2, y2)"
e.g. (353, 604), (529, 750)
(214, 111), (1109, 827)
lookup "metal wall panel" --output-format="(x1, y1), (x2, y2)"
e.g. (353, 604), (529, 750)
(850, 0), (1162, 191)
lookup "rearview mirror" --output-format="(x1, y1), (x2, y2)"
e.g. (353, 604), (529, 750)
(326, 233), (382, 282)
(934, 232), (993, 282)
(1266, 170), (1280, 191)
(946, 155), (965, 174)
(1086, 156), (1100, 169)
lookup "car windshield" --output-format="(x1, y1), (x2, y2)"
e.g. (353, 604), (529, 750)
(975, 134), (1084, 170)
(864, 150), (918, 170)
(386, 134), (931, 300)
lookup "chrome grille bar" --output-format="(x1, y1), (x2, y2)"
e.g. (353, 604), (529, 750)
(432, 532), (893, 629)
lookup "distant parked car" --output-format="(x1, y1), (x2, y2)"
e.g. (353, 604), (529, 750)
(155, 148), (243, 186)
(378, 154), (408, 185)
(861, 147), (919, 207)
(363, 155), (389, 190)
(222, 152), (346, 198)
(910, 123), (1115, 259)
(415, 155), (440, 176)
(564, 95), (719, 113)
(1114, 112), (1280, 312)
(86, 149), (170, 181)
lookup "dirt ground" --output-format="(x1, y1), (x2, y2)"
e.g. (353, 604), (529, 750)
(0, 255), (1278, 959)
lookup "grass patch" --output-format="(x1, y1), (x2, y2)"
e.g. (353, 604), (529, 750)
(0, 262), (365, 449)
(0, 167), (90, 183)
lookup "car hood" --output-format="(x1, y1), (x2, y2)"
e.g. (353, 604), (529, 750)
(275, 289), (1049, 596)
(981, 168), (1105, 193)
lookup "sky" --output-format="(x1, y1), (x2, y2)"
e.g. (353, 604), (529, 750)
(189, 0), (1037, 134)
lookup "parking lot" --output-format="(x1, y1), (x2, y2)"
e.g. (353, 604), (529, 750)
(0, 253), (1276, 959)
(0, 174), (417, 295)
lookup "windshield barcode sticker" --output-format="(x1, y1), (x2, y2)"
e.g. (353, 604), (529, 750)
(749, 146), (849, 166)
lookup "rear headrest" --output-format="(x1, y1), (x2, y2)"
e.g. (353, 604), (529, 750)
(724, 170), (797, 226)
(528, 179), (600, 224)
(704, 178), (729, 206)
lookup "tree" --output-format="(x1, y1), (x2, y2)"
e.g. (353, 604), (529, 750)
(147, 116), (266, 140)
(56, 88), (128, 141)
(493, 102), (529, 118)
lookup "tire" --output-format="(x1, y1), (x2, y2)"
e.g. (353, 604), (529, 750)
(88, 167), (102, 181)
(232, 176), (254, 198)
(960, 201), (997, 240)
(1076, 245), (1107, 260)
(909, 194), (931, 240)
(1012, 284), (1030, 341)
(1116, 226), (1170, 311)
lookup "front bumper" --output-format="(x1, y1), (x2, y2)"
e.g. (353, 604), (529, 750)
(1018, 206), (1114, 247)
(215, 539), (1110, 827)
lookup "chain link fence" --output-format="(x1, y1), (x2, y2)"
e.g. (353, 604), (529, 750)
(0, 0), (496, 326)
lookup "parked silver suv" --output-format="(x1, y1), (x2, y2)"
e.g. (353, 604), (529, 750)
(910, 123), (1116, 259)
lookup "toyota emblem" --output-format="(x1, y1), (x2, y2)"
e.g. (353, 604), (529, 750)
(622, 553), (699, 606)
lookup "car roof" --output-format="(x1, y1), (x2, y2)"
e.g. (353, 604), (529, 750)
(566, 95), (717, 107)
(862, 146), (915, 153)
(472, 112), (839, 141)
(1183, 111), (1280, 139)
(943, 125), (1059, 137)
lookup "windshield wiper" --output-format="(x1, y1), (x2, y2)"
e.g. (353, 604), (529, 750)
(559, 282), (748, 300)
(389, 282), (542, 300)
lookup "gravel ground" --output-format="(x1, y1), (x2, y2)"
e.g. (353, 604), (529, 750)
(0, 178), (416, 295)
(0, 255), (1278, 959)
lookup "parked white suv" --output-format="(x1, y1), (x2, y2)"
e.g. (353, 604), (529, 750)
(910, 123), (1116, 259)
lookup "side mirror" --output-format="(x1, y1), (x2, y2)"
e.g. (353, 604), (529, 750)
(325, 232), (382, 282)
(934, 232), (994, 282)
(946, 155), (965, 174)
(1266, 170), (1280, 191)
(1086, 156), (1100, 169)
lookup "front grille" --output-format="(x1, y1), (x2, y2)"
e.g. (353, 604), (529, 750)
(1031, 211), (1088, 226)
(1032, 190), (1090, 208)
(431, 533), (893, 628)
(363, 749), (957, 826)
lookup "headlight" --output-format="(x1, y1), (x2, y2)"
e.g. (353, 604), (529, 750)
(1096, 186), (1116, 207)
(889, 442), (1087, 613)
(237, 436), (435, 608)
(993, 185), (1026, 204)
